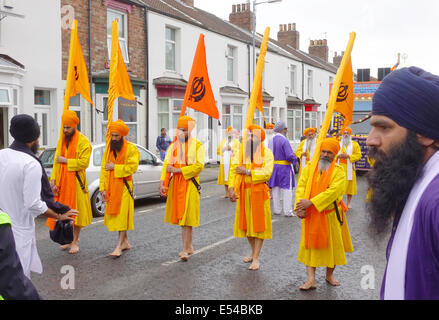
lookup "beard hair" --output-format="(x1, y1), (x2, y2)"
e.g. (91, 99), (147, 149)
(366, 130), (425, 238)
(318, 157), (332, 172)
(110, 138), (124, 152)
(306, 136), (315, 152)
(342, 135), (351, 147)
(246, 138), (260, 162)
(64, 129), (76, 144)
(30, 140), (40, 155)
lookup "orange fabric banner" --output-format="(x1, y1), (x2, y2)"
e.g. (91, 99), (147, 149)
(333, 56), (354, 134)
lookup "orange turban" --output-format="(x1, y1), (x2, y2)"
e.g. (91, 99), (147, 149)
(265, 122), (274, 129)
(343, 127), (352, 135)
(62, 110), (80, 128)
(304, 127), (316, 136)
(226, 126), (233, 134)
(247, 124), (266, 142)
(320, 137), (340, 156)
(177, 115), (195, 132)
(109, 119), (129, 137)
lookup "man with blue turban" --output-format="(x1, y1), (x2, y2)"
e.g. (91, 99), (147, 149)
(366, 66), (439, 300)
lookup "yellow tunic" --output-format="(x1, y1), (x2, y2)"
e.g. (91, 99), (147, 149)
(294, 163), (354, 268)
(229, 146), (274, 239)
(217, 138), (240, 185)
(295, 139), (315, 179)
(51, 132), (93, 228)
(100, 141), (140, 232)
(162, 138), (205, 227)
(336, 141), (362, 195)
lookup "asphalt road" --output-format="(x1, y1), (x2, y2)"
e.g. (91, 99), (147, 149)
(31, 171), (389, 300)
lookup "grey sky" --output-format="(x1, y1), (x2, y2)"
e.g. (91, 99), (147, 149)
(194, 0), (439, 77)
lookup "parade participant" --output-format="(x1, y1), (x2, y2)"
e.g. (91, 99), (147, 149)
(366, 67), (439, 300)
(159, 116), (205, 261)
(49, 110), (93, 254)
(0, 114), (77, 278)
(296, 127), (317, 178)
(264, 122), (275, 148)
(268, 121), (298, 217)
(217, 126), (239, 198)
(294, 137), (353, 290)
(0, 210), (41, 300)
(336, 127), (362, 209)
(228, 124), (274, 271)
(100, 119), (140, 257)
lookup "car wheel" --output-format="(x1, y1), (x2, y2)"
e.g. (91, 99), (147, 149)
(91, 189), (106, 217)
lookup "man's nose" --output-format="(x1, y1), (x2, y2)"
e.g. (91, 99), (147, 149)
(366, 128), (380, 147)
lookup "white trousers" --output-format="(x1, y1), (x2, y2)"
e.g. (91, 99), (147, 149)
(272, 186), (293, 215)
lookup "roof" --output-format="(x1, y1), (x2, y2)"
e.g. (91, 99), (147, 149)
(141, 0), (338, 74)
(0, 54), (25, 69)
(220, 86), (248, 95)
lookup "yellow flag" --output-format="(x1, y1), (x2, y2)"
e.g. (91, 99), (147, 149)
(333, 56), (354, 134)
(63, 19), (93, 110)
(304, 32), (356, 199)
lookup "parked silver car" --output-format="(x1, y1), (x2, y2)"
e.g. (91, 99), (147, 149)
(39, 143), (164, 217)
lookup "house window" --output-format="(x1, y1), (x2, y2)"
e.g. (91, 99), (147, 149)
(305, 111), (317, 129)
(34, 89), (51, 105)
(165, 27), (176, 71)
(307, 69), (313, 97)
(0, 88), (10, 105)
(69, 93), (81, 132)
(157, 98), (185, 135)
(226, 45), (236, 82)
(222, 104), (243, 132)
(290, 65), (297, 95)
(107, 9), (129, 63)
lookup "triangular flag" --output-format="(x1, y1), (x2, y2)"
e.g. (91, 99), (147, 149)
(181, 34), (219, 119)
(333, 56), (354, 133)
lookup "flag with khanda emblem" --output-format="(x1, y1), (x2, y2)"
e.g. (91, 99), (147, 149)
(333, 56), (353, 134)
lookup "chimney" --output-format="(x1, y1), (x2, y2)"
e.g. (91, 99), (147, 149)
(333, 51), (343, 67)
(229, 3), (254, 31)
(181, 0), (194, 6)
(277, 22), (300, 50)
(308, 38), (329, 62)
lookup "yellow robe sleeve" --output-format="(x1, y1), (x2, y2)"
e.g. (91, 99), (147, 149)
(228, 143), (240, 189)
(310, 165), (346, 212)
(349, 141), (362, 163)
(181, 140), (205, 181)
(50, 146), (61, 182)
(294, 162), (310, 209)
(160, 142), (174, 181)
(250, 147), (274, 184)
(114, 143), (140, 178)
(67, 134), (92, 172)
(295, 139), (305, 159)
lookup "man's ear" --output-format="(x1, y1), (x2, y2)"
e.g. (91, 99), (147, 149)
(416, 134), (435, 148)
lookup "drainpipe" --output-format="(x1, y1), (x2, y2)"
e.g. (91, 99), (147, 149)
(143, 5), (149, 149)
(247, 44), (251, 99)
(301, 61), (304, 131)
(88, 0), (93, 142)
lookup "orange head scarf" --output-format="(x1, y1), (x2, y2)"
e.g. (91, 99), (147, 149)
(343, 127), (352, 135)
(303, 127), (316, 137)
(226, 126), (233, 134)
(62, 110), (80, 128)
(177, 115), (196, 132)
(247, 124), (266, 142)
(320, 137), (341, 156)
(109, 119), (129, 137)
(265, 122), (274, 129)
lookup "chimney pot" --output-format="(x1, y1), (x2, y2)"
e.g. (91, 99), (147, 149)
(279, 24), (283, 31)
(292, 23), (296, 30)
(232, 4), (236, 13)
(237, 4), (241, 12)
(310, 40), (314, 46)
(288, 23), (292, 30)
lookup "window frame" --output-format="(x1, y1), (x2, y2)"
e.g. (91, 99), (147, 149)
(165, 26), (177, 72)
(107, 8), (129, 64)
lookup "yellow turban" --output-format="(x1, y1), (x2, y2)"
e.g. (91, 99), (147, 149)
(177, 115), (195, 132)
(109, 119), (129, 137)
(62, 110), (80, 128)
(320, 137), (340, 156)
(247, 124), (266, 142)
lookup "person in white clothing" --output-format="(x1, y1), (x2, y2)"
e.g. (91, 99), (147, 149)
(0, 114), (77, 279)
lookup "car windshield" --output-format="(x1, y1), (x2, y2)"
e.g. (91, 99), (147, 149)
(93, 146), (105, 167)
(40, 149), (55, 168)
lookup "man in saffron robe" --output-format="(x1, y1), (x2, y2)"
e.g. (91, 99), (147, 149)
(296, 127), (317, 178)
(336, 127), (362, 209)
(228, 124), (274, 271)
(159, 116), (205, 261)
(49, 110), (93, 254)
(294, 137), (353, 290)
(366, 67), (439, 300)
(100, 120), (140, 257)
(217, 126), (239, 198)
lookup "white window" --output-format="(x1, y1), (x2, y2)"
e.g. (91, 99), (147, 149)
(0, 88), (10, 105)
(307, 69), (313, 97)
(107, 9), (129, 63)
(226, 45), (236, 82)
(157, 98), (184, 135)
(69, 94), (82, 132)
(34, 88), (53, 147)
(165, 27), (176, 71)
(290, 65), (297, 95)
(287, 108), (302, 141)
(34, 89), (51, 105)
(222, 104), (243, 131)
(305, 111), (317, 129)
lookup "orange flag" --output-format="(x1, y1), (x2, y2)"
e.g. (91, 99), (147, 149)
(333, 56), (354, 134)
(181, 34), (219, 119)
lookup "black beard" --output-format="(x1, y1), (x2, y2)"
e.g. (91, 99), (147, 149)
(30, 141), (39, 155)
(64, 129), (76, 145)
(366, 130), (425, 237)
(246, 139), (260, 162)
(110, 139), (124, 152)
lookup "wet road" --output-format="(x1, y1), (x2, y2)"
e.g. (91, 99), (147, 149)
(31, 174), (389, 300)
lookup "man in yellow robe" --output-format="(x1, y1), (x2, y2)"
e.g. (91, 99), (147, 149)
(49, 110), (93, 254)
(159, 116), (205, 261)
(296, 127), (317, 178)
(228, 124), (274, 271)
(100, 120), (140, 257)
(217, 126), (240, 198)
(294, 137), (353, 290)
(336, 127), (362, 209)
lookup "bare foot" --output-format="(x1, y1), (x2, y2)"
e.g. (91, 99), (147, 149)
(109, 247), (123, 257)
(299, 280), (317, 291)
(68, 243), (79, 254)
(222, 194), (229, 198)
(242, 256), (253, 263)
(60, 243), (71, 251)
(179, 251), (189, 261)
(121, 242), (131, 251)
(325, 276), (340, 286)
(248, 259), (260, 270)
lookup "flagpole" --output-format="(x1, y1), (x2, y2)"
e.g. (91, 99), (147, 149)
(303, 32), (356, 199)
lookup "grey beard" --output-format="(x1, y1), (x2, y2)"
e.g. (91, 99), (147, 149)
(342, 135), (351, 147)
(318, 158), (331, 172)
(306, 137), (315, 152)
